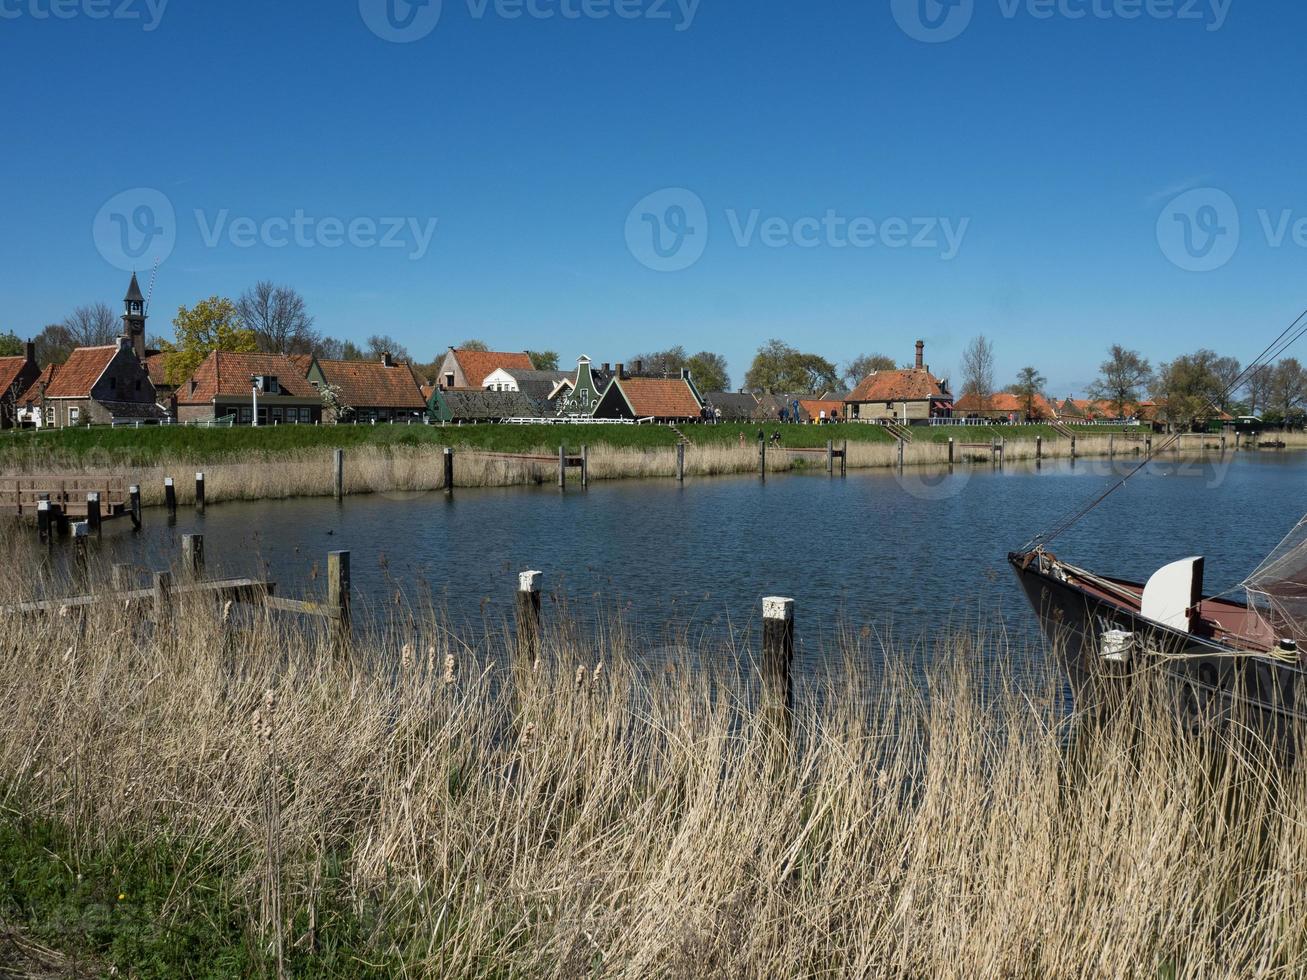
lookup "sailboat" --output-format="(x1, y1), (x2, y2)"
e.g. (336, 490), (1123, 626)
(1009, 316), (1307, 734)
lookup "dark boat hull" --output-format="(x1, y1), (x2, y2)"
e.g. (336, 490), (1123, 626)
(1008, 552), (1307, 741)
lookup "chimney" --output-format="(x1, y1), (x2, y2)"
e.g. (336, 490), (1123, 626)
(915, 340), (924, 370)
(382, 351), (394, 368)
(680, 367), (691, 380)
(24, 339), (35, 365)
(615, 362), (625, 380)
(633, 359), (644, 375)
(601, 362), (611, 375)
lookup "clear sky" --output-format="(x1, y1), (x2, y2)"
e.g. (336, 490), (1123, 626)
(1, 0), (1302, 395)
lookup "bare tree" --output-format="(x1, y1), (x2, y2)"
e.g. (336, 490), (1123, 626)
(237, 282), (318, 354)
(959, 336), (996, 411)
(366, 335), (410, 360)
(34, 323), (75, 365)
(1246, 363), (1273, 416)
(1087, 345), (1153, 420)
(62, 303), (119, 347)
(843, 353), (896, 389)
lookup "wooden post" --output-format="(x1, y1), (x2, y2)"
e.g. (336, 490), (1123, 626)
(762, 597), (795, 743)
(112, 563), (134, 590)
(72, 521), (90, 583)
(1036, 436), (1042, 461)
(516, 570), (543, 664)
(676, 442), (685, 483)
(129, 485), (141, 530)
(1146, 434), (1153, 455)
(841, 440), (848, 476)
(86, 492), (101, 535)
(999, 438), (1005, 467)
(164, 477), (177, 517)
(333, 449), (344, 500)
(194, 472), (205, 512)
(1109, 434), (1115, 459)
(948, 437), (955, 466)
(443, 447), (454, 493)
(182, 533), (205, 579)
(1070, 435), (1077, 460)
(1221, 433), (1227, 454)
(152, 571), (173, 623)
(897, 439), (904, 470)
(558, 445), (566, 489)
(582, 444), (589, 487)
(826, 440), (833, 475)
(327, 550), (351, 637)
(759, 438), (767, 480)
(37, 498), (51, 543)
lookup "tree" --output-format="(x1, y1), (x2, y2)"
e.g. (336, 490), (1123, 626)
(1267, 358), (1307, 419)
(237, 282), (318, 354)
(33, 323), (75, 365)
(1087, 345), (1153, 420)
(161, 297), (257, 385)
(62, 302), (119, 347)
(1153, 352), (1223, 430)
(528, 350), (560, 371)
(743, 340), (839, 394)
(1008, 366), (1047, 421)
(843, 353), (897, 389)
(631, 346), (688, 376)
(685, 351), (730, 391)
(1209, 355), (1243, 413)
(959, 336), (995, 411)
(459, 339), (489, 352)
(0, 331), (24, 357)
(1246, 363), (1273, 417)
(365, 335), (409, 361)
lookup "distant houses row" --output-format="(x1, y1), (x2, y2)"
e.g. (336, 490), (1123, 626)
(0, 274), (1160, 431)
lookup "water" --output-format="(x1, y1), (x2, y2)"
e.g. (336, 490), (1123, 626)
(55, 451), (1307, 662)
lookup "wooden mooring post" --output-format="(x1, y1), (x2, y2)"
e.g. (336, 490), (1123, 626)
(841, 440), (848, 477)
(762, 596), (795, 744)
(676, 442), (685, 483)
(759, 438), (767, 480)
(826, 440), (834, 475)
(86, 493), (101, 535)
(948, 437), (955, 466)
(1036, 435), (1043, 462)
(1109, 434), (1115, 459)
(443, 447), (454, 494)
(1070, 435), (1077, 460)
(333, 449), (344, 501)
(581, 445), (589, 487)
(516, 570), (543, 664)
(558, 445), (567, 489)
(72, 521), (90, 583)
(182, 533), (205, 579)
(897, 438), (904, 470)
(194, 472), (206, 513)
(129, 485), (141, 530)
(37, 498), (52, 544)
(328, 550), (351, 638)
(164, 477), (177, 518)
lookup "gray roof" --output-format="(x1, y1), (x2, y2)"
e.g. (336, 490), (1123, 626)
(441, 389), (541, 421)
(701, 391), (760, 420)
(124, 273), (144, 303)
(102, 400), (169, 421)
(500, 369), (571, 403)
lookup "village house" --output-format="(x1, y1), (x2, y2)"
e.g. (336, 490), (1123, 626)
(0, 341), (42, 428)
(18, 337), (165, 428)
(844, 341), (953, 423)
(954, 391), (1059, 422)
(433, 348), (534, 390)
(591, 368), (704, 422)
(481, 366), (573, 408)
(305, 352), (428, 423)
(701, 390), (760, 421)
(174, 351), (323, 425)
(427, 387), (541, 423)
(556, 356), (610, 417)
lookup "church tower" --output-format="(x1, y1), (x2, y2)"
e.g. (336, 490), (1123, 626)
(122, 272), (147, 361)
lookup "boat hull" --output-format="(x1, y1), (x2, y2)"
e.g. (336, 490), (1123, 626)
(1008, 552), (1306, 742)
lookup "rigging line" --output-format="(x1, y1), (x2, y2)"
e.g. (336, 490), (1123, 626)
(1030, 305), (1307, 550)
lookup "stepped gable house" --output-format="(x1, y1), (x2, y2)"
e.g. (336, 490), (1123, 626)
(434, 347), (534, 390)
(0, 340), (42, 428)
(844, 340), (953, 422)
(305, 352), (428, 422)
(174, 351), (323, 425)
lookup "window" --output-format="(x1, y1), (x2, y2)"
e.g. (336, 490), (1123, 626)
(44, 407), (54, 426)
(239, 407), (253, 423)
(254, 376), (280, 395)
(68, 407), (80, 424)
(444, 373), (455, 388)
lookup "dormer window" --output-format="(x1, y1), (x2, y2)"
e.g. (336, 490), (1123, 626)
(254, 375), (280, 395)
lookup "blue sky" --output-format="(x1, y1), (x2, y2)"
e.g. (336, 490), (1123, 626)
(1, 0), (1303, 395)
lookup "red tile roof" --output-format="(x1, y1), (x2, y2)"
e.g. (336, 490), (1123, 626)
(614, 377), (702, 418)
(798, 398), (845, 420)
(176, 352), (320, 404)
(144, 352), (169, 387)
(0, 356), (30, 397)
(847, 368), (949, 403)
(19, 365), (56, 406)
(44, 346), (117, 398)
(287, 354), (314, 374)
(452, 349), (534, 388)
(955, 392), (1058, 418)
(315, 359), (427, 409)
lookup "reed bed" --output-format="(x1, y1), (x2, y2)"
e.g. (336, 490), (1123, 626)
(1, 553), (1305, 976)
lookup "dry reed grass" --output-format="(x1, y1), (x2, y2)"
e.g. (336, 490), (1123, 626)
(1, 552), (1305, 976)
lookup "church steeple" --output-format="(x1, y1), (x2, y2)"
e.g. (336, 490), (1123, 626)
(122, 272), (147, 361)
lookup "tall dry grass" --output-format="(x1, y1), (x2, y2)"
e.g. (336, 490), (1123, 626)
(1, 548), (1305, 976)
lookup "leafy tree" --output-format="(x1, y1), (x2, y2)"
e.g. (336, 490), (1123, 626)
(459, 339), (489, 352)
(1152, 351), (1223, 430)
(0, 331), (24, 357)
(1087, 345), (1153, 420)
(237, 282), (318, 354)
(365, 335), (409, 361)
(61, 303), (119, 347)
(161, 297), (257, 386)
(685, 351), (730, 391)
(959, 336), (995, 411)
(528, 350), (560, 371)
(843, 353), (897, 389)
(744, 340), (839, 394)
(1008, 366), (1047, 420)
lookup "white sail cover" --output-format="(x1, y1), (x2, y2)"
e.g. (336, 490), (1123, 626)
(1243, 514), (1307, 642)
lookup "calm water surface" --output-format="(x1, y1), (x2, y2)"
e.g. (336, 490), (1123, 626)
(68, 451), (1307, 661)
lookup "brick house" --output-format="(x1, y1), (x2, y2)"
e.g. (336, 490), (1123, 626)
(174, 351), (323, 425)
(433, 348), (534, 390)
(0, 341), (42, 428)
(305, 353), (428, 422)
(845, 341), (953, 423)
(955, 391), (1059, 422)
(18, 337), (165, 428)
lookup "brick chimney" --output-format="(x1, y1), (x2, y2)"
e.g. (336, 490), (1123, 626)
(601, 362), (611, 375)
(633, 359), (644, 375)
(24, 339), (35, 366)
(615, 362), (625, 380)
(915, 340), (925, 370)
(382, 351), (395, 368)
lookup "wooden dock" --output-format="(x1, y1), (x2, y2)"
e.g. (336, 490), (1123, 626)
(0, 478), (132, 519)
